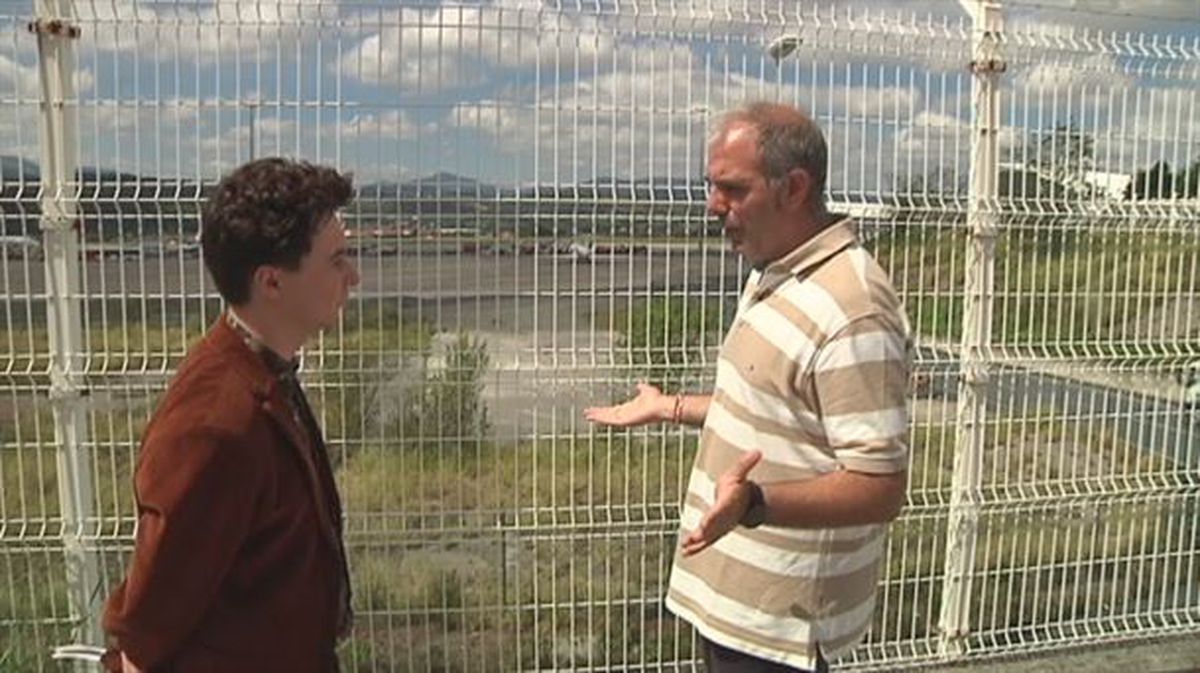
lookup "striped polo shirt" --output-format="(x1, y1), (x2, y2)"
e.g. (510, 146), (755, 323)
(665, 217), (911, 670)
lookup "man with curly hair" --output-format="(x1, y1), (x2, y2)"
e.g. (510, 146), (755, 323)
(102, 158), (360, 672)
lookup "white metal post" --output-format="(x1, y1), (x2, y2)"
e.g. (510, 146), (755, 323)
(33, 0), (101, 649)
(941, 0), (1003, 659)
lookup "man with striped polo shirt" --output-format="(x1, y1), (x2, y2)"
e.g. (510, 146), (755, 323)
(585, 101), (910, 672)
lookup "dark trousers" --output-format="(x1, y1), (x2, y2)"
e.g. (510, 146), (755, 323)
(702, 637), (829, 673)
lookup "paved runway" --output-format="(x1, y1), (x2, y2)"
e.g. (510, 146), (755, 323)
(2, 245), (745, 331)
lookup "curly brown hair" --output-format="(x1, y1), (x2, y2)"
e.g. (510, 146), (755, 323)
(201, 157), (353, 305)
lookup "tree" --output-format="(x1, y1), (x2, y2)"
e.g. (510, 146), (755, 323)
(997, 165), (1061, 201)
(1125, 160), (1176, 200)
(1008, 123), (1096, 199)
(1175, 159), (1200, 199)
(893, 169), (967, 204)
(1035, 124), (1094, 190)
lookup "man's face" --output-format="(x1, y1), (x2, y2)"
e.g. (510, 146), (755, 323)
(705, 125), (789, 269)
(275, 214), (360, 336)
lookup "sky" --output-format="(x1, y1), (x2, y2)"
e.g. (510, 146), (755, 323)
(0, 0), (1197, 194)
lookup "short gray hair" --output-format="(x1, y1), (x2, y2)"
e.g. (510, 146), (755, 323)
(714, 101), (827, 201)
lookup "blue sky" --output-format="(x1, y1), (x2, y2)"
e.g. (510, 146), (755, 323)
(1, 0), (1197, 192)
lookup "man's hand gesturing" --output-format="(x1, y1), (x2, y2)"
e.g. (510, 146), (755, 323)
(682, 451), (763, 557)
(584, 383), (670, 428)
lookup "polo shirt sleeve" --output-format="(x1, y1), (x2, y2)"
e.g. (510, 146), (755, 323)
(810, 313), (911, 474)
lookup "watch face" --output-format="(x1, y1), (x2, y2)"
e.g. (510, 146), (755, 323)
(742, 501), (767, 528)
(741, 482), (766, 528)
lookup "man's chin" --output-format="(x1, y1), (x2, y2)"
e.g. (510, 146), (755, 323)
(313, 310), (345, 333)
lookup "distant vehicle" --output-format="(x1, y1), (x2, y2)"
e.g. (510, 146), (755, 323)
(561, 241), (593, 262)
(1181, 361), (1200, 409)
(163, 238), (201, 257)
(81, 242), (142, 261)
(0, 235), (42, 260)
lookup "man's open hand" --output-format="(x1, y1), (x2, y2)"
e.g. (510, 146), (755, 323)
(584, 383), (669, 428)
(682, 450), (763, 556)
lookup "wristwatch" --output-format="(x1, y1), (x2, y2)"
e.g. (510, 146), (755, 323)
(739, 480), (767, 528)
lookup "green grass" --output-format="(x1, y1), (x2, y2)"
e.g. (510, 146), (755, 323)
(871, 225), (1200, 346)
(330, 411), (1187, 669)
(339, 522), (690, 671)
(0, 550), (76, 673)
(3, 391), (1192, 671)
(340, 435), (693, 531)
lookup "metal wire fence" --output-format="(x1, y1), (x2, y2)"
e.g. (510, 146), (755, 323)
(1, 1), (1198, 671)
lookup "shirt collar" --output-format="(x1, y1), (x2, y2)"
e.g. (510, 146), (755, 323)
(752, 216), (858, 299)
(225, 309), (299, 380)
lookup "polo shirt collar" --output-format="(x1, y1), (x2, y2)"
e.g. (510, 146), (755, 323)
(752, 216), (858, 299)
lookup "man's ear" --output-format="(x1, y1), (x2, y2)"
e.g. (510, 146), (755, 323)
(784, 168), (814, 209)
(250, 265), (284, 302)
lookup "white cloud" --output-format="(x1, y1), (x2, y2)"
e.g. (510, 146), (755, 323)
(76, 0), (331, 64)
(1102, 85), (1199, 173)
(896, 110), (966, 152)
(714, 73), (921, 127)
(195, 112), (431, 178)
(835, 85), (919, 119)
(443, 44), (712, 180)
(22, 0), (1190, 193)
(199, 115), (321, 160)
(897, 109), (1018, 167)
(1004, 49), (1195, 175)
(1007, 0), (1200, 32)
(444, 46), (928, 187)
(0, 54), (94, 95)
(337, 5), (617, 91)
(0, 54), (40, 93)
(1032, 0), (1195, 15)
(344, 110), (425, 140)
(0, 106), (39, 162)
(4, 97), (425, 180)
(453, 100), (520, 138)
(1019, 54), (1137, 91)
(351, 162), (416, 185)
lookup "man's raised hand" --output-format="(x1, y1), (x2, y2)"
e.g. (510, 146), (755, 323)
(584, 383), (670, 428)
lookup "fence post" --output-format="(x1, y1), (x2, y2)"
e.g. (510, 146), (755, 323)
(940, 0), (1003, 659)
(32, 0), (101, 649)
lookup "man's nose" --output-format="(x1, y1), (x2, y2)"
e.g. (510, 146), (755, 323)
(706, 190), (726, 218)
(347, 262), (361, 288)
